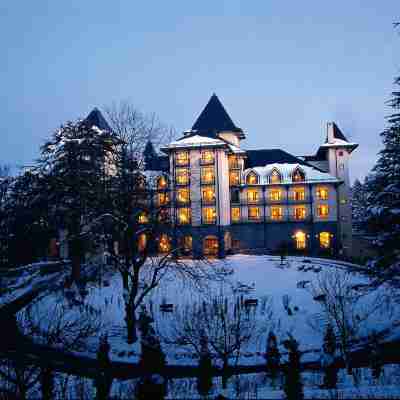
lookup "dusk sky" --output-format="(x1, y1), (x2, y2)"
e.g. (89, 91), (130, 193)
(1, 1), (399, 182)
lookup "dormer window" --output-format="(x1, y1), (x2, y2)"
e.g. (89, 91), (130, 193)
(201, 150), (215, 165)
(270, 170), (281, 184)
(246, 172), (258, 185)
(176, 151), (189, 166)
(292, 168), (305, 182)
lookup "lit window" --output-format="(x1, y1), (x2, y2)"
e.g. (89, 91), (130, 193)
(138, 212), (148, 224)
(157, 176), (168, 190)
(316, 187), (329, 200)
(246, 172), (258, 185)
(271, 206), (283, 220)
(202, 186), (215, 203)
(203, 236), (219, 256)
(177, 188), (190, 204)
(292, 169), (305, 182)
(176, 168), (189, 185)
(319, 232), (331, 249)
(202, 207), (217, 224)
(294, 206), (306, 220)
(176, 151), (189, 166)
(138, 233), (147, 252)
(248, 206), (260, 220)
(293, 231), (306, 250)
(270, 170), (281, 184)
(228, 155), (239, 169)
(177, 208), (191, 225)
(270, 189), (282, 201)
(180, 235), (192, 253)
(247, 189), (259, 203)
(201, 167), (215, 184)
(229, 171), (240, 186)
(158, 192), (169, 206)
(292, 187), (305, 201)
(231, 207), (240, 222)
(317, 204), (329, 218)
(201, 151), (214, 164)
(158, 234), (171, 253)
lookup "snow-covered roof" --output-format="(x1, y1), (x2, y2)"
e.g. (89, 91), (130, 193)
(244, 163), (339, 185)
(162, 134), (228, 150)
(320, 138), (358, 148)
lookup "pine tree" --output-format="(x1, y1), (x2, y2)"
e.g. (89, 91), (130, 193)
(351, 179), (368, 233)
(265, 331), (281, 378)
(283, 334), (303, 400)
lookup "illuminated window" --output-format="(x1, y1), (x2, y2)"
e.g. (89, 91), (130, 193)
(138, 212), (148, 224)
(158, 208), (170, 223)
(231, 207), (240, 222)
(316, 187), (329, 200)
(270, 170), (281, 184)
(203, 236), (219, 256)
(229, 170), (240, 186)
(158, 234), (171, 253)
(158, 192), (169, 206)
(271, 206), (283, 220)
(176, 168), (189, 185)
(157, 176), (168, 190)
(201, 167), (215, 184)
(292, 169), (305, 182)
(202, 186), (215, 203)
(294, 206), (306, 220)
(247, 189), (259, 203)
(202, 207), (217, 224)
(138, 233), (147, 252)
(317, 204), (329, 218)
(228, 155), (239, 169)
(177, 188), (190, 204)
(177, 208), (191, 225)
(175, 151), (189, 166)
(180, 235), (192, 253)
(246, 172), (258, 185)
(292, 187), (305, 201)
(319, 232), (331, 248)
(201, 151), (214, 164)
(270, 189), (282, 201)
(248, 206), (260, 220)
(293, 231), (306, 250)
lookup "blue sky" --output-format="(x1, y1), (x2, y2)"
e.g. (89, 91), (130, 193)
(1, 1), (399, 181)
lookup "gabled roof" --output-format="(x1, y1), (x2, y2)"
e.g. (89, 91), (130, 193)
(245, 149), (315, 169)
(326, 122), (348, 143)
(83, 108), (112, 132)
(190, 94), (243, 138)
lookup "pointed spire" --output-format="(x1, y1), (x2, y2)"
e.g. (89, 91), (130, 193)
(325, 122), (349, 143)
(191, 94), (243, 138)
(84, 108), (112, 132)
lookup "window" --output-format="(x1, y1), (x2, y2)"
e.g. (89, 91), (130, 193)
(228, 155), (239, 169)
(202, 207), (217, 224)
(317, 204), (329, 218)
(158, 234), (171, 253)
(316, 187), (329, 200)
(201, 167), (215, 185)
(202, 186), (215, 203)
(246, 172), (258, 185)
(201, 150), (214, 164)
(270, 189), (282, 201)
(177, 188), (190, 204)
(293, 231), (306, 250)
(158, 192), (169, 206)
(180, 235), (192, 253)
(138, 233), (147, 252)
(231, 207), (240, 222)
(248, 206), (260, 220)
(292, 169), (305, 182)
(271, 206), (283, 220)
(203, 236), (219, 256)
(247, 189), (259, 203)
(292, 187), (305, 201)
(157, 176), (168, 190)
(177, 207), (191, 225)
(229, 170), (240, 186)
(176, 168), (189, 185)
(294, 206), (306, 220)
(158, 209), (170, 223)
(138, 212), (148, 224)
(175, 151), (189, 166)
(270, 170), (281, 184)
(230, 188), (240, 203)
(319, 232), (331, 249)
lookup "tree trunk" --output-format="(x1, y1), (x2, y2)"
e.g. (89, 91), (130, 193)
(222, 358), (229, 389)
(126, 302), (138, 344)
(40, 367), (54, 400)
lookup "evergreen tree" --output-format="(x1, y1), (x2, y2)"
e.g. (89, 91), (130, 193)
(283, 334), (303, 400)
(351, 179), (368, 233)
(265, 331), (281, 378)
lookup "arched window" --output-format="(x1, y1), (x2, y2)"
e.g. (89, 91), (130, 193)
(293, 231), (306, 250)
(203, 235), (219, 256)
(246, 172), (258, 185)
(292, 168), (305, 182)
(157, 176), (168, 190)
(270, 169), (281, 184)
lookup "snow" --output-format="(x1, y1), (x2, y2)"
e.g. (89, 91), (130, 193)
(163, 135), (227, 149)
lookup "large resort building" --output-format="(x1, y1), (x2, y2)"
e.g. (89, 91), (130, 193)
(142, 94), (358, 258)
